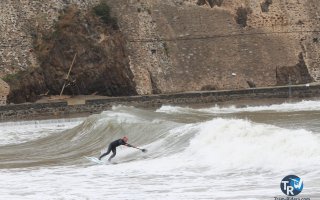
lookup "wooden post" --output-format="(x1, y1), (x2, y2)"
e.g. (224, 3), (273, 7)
(60, 53), (77, 96)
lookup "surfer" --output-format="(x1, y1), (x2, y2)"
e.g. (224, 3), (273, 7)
(99, 136), (146, 161)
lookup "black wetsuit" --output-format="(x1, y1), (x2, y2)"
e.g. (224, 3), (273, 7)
(99, 139), (131, 161)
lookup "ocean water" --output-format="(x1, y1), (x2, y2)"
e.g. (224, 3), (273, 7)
(0, 100), (320, 200)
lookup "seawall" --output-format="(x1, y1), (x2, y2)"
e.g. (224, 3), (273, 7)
(1, 84), (319, 122)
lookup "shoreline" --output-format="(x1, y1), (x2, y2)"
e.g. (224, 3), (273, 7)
(1, 83), (320, 122)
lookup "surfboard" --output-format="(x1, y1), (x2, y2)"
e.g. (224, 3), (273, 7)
(85, 156), (105, 165)
(85, 156), (118, 165)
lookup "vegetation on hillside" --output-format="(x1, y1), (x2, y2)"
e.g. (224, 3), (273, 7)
(93, 1), (118, 29)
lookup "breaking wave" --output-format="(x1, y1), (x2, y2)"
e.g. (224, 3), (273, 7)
(1, 105), (319, 173)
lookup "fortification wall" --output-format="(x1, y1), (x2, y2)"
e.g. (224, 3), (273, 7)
(106, 0), (320, 93)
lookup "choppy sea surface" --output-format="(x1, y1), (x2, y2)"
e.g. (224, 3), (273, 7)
(0, 100), (320, 200)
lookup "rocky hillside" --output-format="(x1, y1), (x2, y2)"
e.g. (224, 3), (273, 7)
(5, 4), (136, 103)
(1, 0), (320, 103)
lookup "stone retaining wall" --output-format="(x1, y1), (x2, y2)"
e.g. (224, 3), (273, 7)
(1, 84), (319, 121)
(107, 0), (320, 93)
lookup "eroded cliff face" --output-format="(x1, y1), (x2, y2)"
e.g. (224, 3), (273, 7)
(1, 0), (320, 103)
(6, 5), (136, 103)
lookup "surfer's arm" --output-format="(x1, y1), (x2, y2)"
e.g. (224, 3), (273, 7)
(125, 143), (134, 148)
(124, 143), (147, 152)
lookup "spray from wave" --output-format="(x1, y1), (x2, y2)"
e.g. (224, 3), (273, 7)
(156, 100), (320, 114)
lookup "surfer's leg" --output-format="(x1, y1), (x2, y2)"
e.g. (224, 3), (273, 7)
(99, 146), (112, 160)
(108, 148), (116, 161)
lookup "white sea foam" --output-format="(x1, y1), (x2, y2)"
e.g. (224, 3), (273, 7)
(1, 105), (320, 199)
(0, 118), (84, 145)
(183, 118), (320, 171)
(157, 100), (320, 114)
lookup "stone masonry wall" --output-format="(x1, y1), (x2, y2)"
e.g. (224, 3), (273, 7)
(107, 0), (320, 93)
(1, 84), (320, 121)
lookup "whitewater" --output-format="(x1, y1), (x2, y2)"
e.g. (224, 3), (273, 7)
(0, 100), (319, 200)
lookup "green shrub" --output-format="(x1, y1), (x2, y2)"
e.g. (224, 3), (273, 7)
(93, 1), (118, 29)
(3, 71), (25, 83)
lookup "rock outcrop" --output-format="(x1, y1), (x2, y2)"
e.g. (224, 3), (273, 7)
(6, 5), (136, 103)
(0, 78), (10, 105)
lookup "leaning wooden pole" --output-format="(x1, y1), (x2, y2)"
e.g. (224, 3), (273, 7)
(60, 53), (77, 96)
